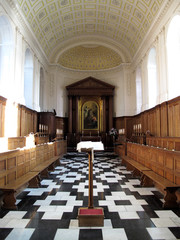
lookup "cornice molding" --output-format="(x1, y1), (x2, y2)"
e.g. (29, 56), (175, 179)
(49, 62), (131, 75)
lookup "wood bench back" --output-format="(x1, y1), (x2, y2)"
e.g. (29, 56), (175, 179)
(146, 137), (180, 151)
(0, 140), (67, 187)
(126, 142), (180, 185)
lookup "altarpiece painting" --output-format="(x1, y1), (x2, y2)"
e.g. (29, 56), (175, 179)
(82, 101), (99, 130)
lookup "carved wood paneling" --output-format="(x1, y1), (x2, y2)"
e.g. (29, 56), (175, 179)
(168, 97), (180, 137)
(126, 142), (180, 185)
(114, 96), (180, 139)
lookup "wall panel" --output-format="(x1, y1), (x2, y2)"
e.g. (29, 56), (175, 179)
(114, 96), (180, 138)
(160, 102), (168, 136)
(168, 98), (180, 137)
(0, 97), (6, 137)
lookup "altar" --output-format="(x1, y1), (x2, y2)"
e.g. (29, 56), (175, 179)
(77, 141), (104, 227)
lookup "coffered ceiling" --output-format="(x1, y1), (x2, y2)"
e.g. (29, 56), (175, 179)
(14, 0), (165, 69)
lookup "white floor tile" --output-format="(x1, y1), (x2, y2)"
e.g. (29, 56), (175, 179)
(151, 218), (179, 227)
(102, 229), (128, 240)
(147, 227), (177, 239)
(0, 219), (12, 228)
(125, 205), (144, 212)
(108, 205), (126, 212)
(4, 211), (27, 219)
(5, 228), (35, 240)
(4, 219), (30, 228)
(155, 210), (179, 218)
(129, 199), (147, 205)
(69, 219), (79, 228)
(171, 217), (180, 226)
(37, 206), (57, 212)
(54, 229), (79, 240)
(42, 211), (63, 220)
(118, 211), (140, 219)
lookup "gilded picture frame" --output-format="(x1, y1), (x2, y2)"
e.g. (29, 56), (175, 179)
(82, 101), (99, 130)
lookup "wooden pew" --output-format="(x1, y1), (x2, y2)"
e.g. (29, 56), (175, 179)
(146, 136), (180, 151)
(0, 140), (67, 209)
(35, 132), (49, 145)
(31, 143), (60, 178)
(122, 155), (151, 177)
(0, 137), (26, 152)
(141, 171), (179, 208)
(121, 142), (180, 209)
(0, 148), (40, 209)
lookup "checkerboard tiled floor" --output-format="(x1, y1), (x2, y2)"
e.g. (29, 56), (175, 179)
(0, 152), (179, 240)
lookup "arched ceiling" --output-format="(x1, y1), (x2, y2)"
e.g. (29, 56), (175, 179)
(15, 0), (165, 70)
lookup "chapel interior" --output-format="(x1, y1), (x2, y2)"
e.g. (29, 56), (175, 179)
(0, 0), (180, 239)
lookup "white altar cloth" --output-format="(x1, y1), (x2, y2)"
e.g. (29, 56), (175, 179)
(77, 141), (104, 152)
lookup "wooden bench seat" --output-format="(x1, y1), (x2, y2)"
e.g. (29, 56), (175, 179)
(141, 170), (179, 209)
(122, 155), (151, 177)
(121, 142), (180, 209)
(31, 156), (60, 178)
(0, 156), (60, 209)
(0, 172), (40, 209)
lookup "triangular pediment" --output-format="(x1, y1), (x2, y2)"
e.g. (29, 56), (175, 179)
(66, 77), (114, 90)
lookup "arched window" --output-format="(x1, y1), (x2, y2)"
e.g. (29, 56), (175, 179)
(39, 67), (44, 111)
(24, 48), (33, 109)
(147, 47), (157, 108)
(0, 15), (14, 99)
(136, 67), (142, 114)
(167, 15), (180, 100)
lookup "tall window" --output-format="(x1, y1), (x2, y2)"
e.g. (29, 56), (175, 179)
(39, 67), (44, 111)
(0, 15), (14, 99)
(147, 47), (157, 108)
(167, 15), (180, 100)
(136, 67), (142, 114)
(24, 48), (33, 109)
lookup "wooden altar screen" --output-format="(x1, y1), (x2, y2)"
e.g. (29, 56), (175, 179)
(66, 76), (115, 148)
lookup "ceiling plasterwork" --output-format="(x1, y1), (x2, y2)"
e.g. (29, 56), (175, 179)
(51, 35), (130, 63)
(14, 0), (165, 69)
(58, 45), (122, 70)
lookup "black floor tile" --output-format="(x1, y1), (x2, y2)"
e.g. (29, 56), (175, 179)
(112, 218), (155, 229)
(27, 219), (70, 229)
(0, 228), (12, 240)
(79, 229), (103, 240)
(108, 183), (122, 191)
(30, 228), (56, 240)
(115, 200), (131, 205)
(169, 227), (180, 238)
(125, 228), (153, 240)
(50, 200), (67, 205)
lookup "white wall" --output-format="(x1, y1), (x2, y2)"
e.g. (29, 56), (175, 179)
(49, 64), (136, 118)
